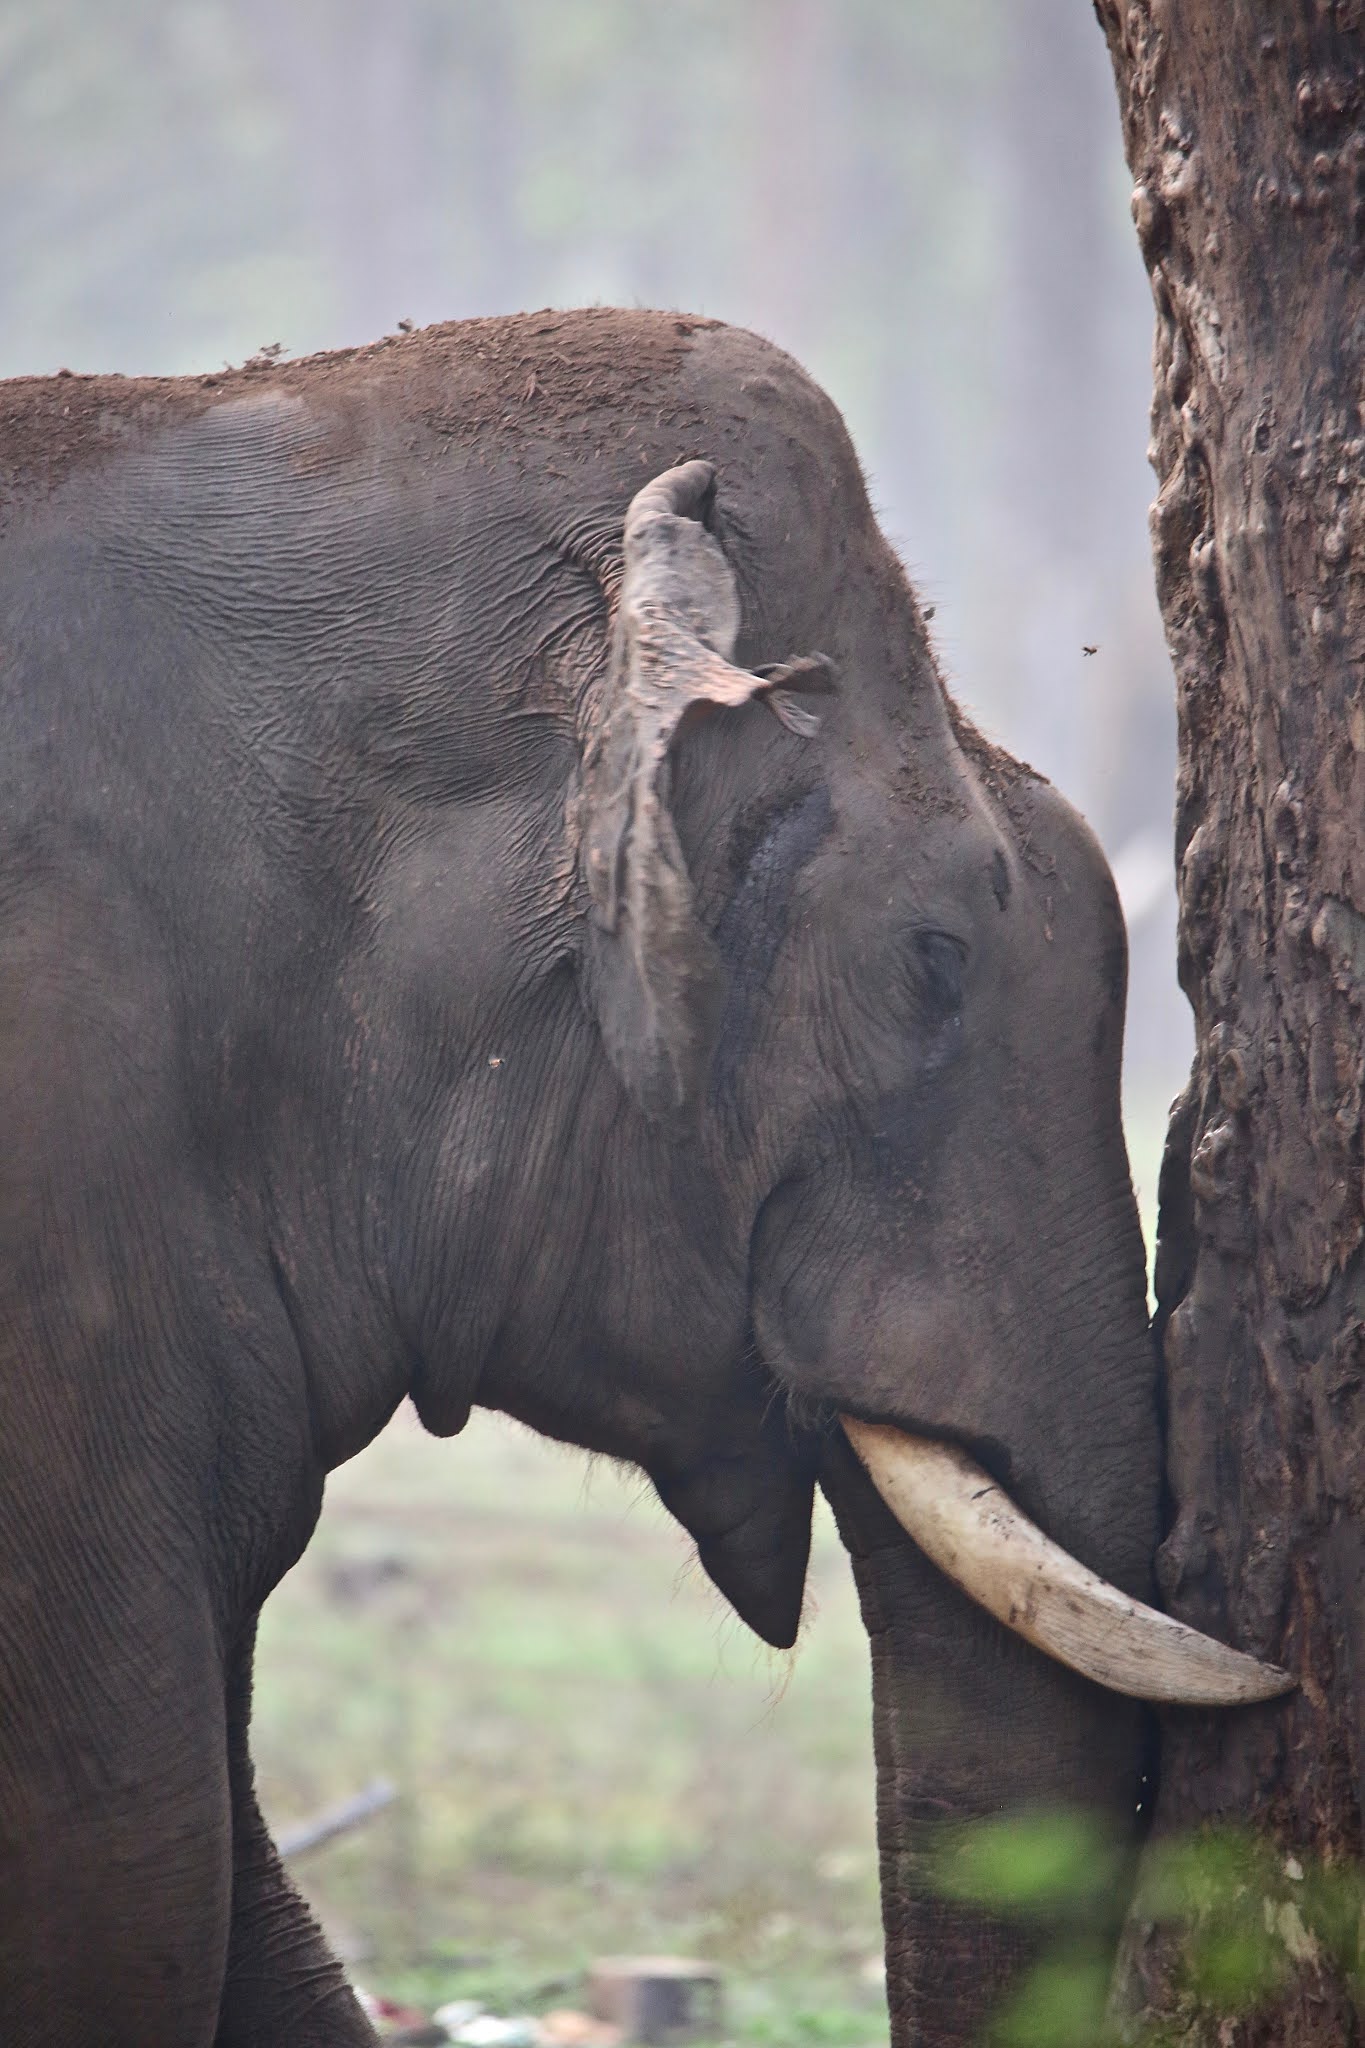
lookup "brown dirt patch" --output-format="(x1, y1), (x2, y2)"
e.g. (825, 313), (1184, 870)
(0, 308), (721, 518)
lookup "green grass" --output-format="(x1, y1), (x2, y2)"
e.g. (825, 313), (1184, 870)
(254, 1407), (889, 2044)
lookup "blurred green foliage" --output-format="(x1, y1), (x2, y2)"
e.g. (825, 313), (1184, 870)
(931, 1809), (1365, 2047)
(934, 1811), (1128, 1923)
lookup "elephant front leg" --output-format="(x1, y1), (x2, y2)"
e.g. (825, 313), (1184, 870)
(214, 1621), (378, 2048)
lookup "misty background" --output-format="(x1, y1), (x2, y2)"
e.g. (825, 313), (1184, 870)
(2, 3), (1188, 2027)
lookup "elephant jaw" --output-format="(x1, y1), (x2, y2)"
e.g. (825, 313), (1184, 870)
(840, 1417), (1294, 1706)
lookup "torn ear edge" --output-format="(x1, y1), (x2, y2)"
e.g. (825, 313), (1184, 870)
(753, 652), (837, 737)
(577, 460), (836, 1126)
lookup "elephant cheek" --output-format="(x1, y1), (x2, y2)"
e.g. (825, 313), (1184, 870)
(749, 1184), (972, 1428)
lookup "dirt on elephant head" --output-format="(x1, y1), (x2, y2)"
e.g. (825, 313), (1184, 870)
(0, 308), (721, 519)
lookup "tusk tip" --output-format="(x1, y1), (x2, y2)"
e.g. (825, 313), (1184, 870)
(1172, 1659), (1297, 1708)
(837, 1414), (1299, 1709)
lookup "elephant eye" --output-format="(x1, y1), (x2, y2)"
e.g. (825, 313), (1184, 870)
(914, 929), (967, 1016)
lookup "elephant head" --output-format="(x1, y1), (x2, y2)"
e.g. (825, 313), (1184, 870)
(545, 438), (1288, 2040)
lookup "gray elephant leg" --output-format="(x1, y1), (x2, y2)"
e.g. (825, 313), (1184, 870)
(0, 1471), (235, 2048)
(214, 1621), (377, 2048)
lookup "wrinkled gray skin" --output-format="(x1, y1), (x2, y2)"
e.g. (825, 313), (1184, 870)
(0, 312), (1159, 2047)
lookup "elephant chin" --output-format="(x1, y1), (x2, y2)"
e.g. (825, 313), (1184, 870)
(650, 1451), (815, 1650)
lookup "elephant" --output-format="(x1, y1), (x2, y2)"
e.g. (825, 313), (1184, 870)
(0, 309), (1288, 2048)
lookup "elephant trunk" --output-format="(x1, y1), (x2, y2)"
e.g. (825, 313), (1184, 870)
(821, 1432), (1151, 2048)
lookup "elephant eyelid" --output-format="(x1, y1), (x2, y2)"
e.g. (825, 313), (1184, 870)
(913, 929), (968, 1015)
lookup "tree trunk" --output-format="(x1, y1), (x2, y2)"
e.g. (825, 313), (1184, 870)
(1096, 5), (1365, 2039)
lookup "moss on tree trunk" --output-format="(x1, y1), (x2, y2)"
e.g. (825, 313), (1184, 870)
(1096, 3), (1365, 2040)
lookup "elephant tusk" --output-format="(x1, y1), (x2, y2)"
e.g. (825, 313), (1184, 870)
(840, 1416), (1295, 1706)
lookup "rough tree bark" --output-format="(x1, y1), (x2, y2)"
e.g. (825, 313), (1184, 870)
(1096, 5), (1365, 2041)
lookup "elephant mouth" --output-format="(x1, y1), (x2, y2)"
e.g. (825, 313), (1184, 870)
(838, 1415), (1293, 1706)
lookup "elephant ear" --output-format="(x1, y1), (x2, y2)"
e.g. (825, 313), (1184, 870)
(580, 459), (834, 1123)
